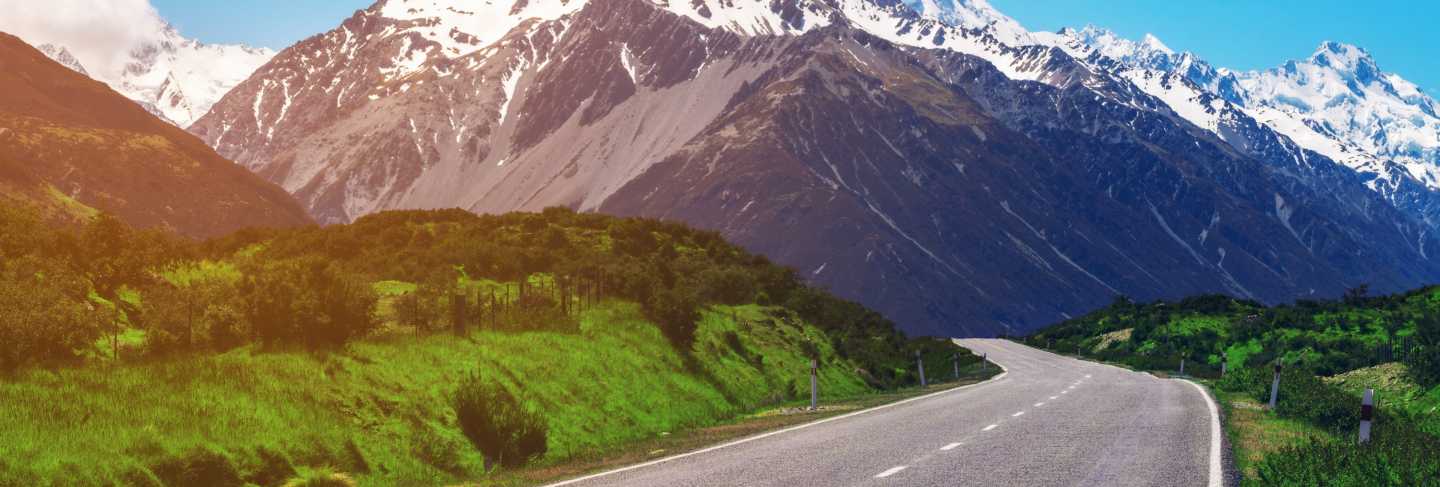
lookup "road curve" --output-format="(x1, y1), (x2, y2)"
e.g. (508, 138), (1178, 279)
(550, 339), (1223, 487)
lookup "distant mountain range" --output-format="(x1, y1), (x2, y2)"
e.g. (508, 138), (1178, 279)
(0, 32), (311, 237)
(7, 0), (1437, 336)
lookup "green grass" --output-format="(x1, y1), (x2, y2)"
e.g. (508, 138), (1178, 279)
(1218, 390), (1334, 481)
(0, 300), (882, 486)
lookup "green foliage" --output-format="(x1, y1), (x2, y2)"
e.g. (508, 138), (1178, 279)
(645, 287), (701, 349)
(1029, 288), (1440, 383)
(239, 258), (378, 348)
(0, 202), (951, 484)
(453, 372), (549, 468)
(1252, 422), (1440, 486)
(0, 258), (103, 369)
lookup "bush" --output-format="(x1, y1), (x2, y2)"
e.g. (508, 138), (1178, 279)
(149, 447), (244, 487)
(643, 287), (700, 350)
(240, 258), (378, 348)
(0, 260), (103, 370)
(1218, 366), (1359, 431)
(453, 373), (548, 468)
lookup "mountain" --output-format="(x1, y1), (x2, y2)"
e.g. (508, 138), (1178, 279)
(23, 21), (274, 127)
(191, 0), (1440, 336)
(0, 32), (312, 238)
(1060, 27), (1440, 229)
(36, 44), (88, 76)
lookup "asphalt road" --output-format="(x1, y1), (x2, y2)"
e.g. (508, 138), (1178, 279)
(551, 339), (1223, 487)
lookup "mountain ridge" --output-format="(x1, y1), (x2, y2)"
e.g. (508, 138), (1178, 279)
(0, 32), (312, 237)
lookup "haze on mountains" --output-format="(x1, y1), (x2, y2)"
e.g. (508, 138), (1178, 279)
(174, 0), (1440, 336)
(0, 32), (310, 238)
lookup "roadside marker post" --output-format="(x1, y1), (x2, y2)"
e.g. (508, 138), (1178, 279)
(1221, 353), (1227, 377)
(917, 350), (927, 388)
(1359, 388), (1374, 444)
(1179, 358), (1185, 376)
(952, 353), (960, 381)
(981, 353), (987, 371)
(809, 359), (819, 411)
(1268, 361), (1283, 410)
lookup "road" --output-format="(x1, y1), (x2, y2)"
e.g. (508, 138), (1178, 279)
(550, 339), (1225, 487)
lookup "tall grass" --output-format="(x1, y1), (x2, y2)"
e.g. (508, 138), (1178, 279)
(0, 301), (873, 485)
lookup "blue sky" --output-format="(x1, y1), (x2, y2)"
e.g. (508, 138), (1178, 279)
(151, 0), (1436, 93)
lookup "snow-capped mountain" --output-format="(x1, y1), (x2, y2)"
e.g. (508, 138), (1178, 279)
(192, 0), (1440, 336)
(1057, 26), (1440, 228)
(109, 25), (275, 127)
(36, 44), (89, 76)
(21, 23), (273, 127)
(1240, 42), (1440, 187)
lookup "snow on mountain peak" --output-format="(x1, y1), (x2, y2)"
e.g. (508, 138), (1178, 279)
(37, 44), (89, 76)
(1140, 33), (1173, 55)
(3, 5), (274, 128)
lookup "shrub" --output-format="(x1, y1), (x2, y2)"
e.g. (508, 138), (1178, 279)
(644, 287), (700, 350)
(453, 373), (548, 469)
(0, 260), (103, 370)
(240, 258), (378, 348)
(149, 447), (244, 487)
(281, 466), (356, 487)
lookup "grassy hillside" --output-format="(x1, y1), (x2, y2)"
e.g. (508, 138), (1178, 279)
(0, 204), (968, 485)
(1024, 290), (1440, 485)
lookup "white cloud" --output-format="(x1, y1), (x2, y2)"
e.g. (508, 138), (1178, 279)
(0, 0), (167, 80)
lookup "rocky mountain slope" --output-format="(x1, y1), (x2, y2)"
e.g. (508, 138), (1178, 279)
(191, 0), (1440, 335)
(0, 32), (311, 237)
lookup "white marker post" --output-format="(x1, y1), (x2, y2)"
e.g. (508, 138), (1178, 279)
(809, 359), (819, 411)
(1221, 353), (1227, 377)
(981, 353), (988, 371)
(952, 353), (960, 381)
(1268, 361), (1283, 410)
(1359, 388), (1374, 444)
(917, 350), (927, 388)
(1179, 358), (1185, 376)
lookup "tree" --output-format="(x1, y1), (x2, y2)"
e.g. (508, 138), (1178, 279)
(0, 260), (103, 370)
(241, 258), (377, 348)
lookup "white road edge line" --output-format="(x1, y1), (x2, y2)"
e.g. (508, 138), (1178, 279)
(1180, 379), (1224, 487)
(875, 466), (907, 478)
(982, 424), (998, 431)
(544, 355), (1010, 486)
(940, 442), (962, 451)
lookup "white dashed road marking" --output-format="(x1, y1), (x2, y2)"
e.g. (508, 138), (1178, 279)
(983, 424), (998, 431)
(1034, 402), (1045, 407)
(875, 466), (907, 478)
(940, 442), (962, 451)
(1012, 411), (1025, 417)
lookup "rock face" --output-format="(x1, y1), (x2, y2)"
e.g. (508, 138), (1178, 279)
(191, 0), (1440, 335)
(0, 33), (312, 238)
